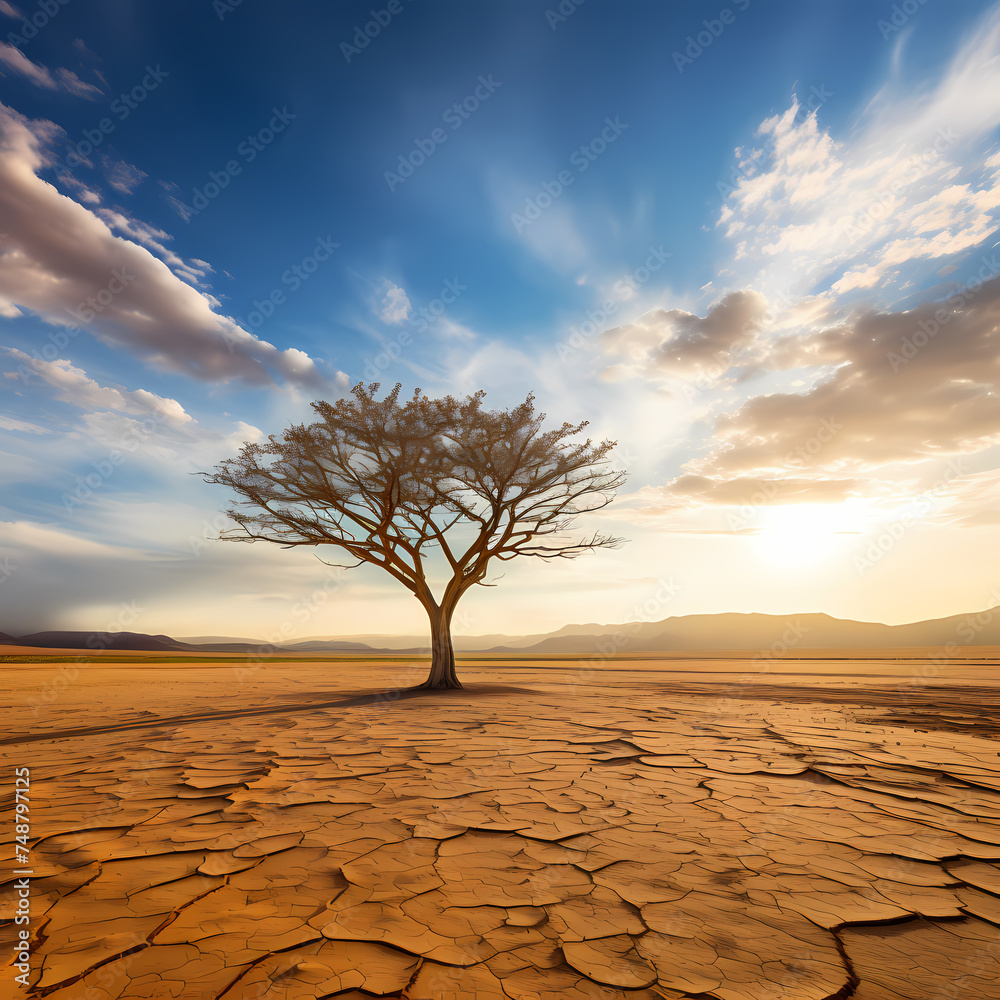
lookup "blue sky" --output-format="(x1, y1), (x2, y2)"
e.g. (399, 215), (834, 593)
(2, 0), (1000, 640)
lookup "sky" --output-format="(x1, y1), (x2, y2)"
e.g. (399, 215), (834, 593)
(2, 0), (1000, 641)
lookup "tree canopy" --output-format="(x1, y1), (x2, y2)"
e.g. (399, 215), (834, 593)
(204, 382), (627, 688)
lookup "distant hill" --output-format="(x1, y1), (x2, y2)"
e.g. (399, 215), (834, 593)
(176, 634), (264, 644)
(486, 609), (1000, 654)
(0, 631), (391, 654)
(298, 623), (609, 651)
(4, 631), (194, 652)
(5, 607), (1000, 654)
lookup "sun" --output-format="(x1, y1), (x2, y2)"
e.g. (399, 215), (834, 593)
(752, 502), (865, 568)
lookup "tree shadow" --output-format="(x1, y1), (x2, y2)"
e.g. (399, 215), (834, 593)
(2, 683), (539, 745)
(273, 681), (538, 708)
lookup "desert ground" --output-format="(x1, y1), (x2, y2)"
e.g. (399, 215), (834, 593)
(2, 648), (1000, 999)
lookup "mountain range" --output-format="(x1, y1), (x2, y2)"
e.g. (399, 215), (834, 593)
(3, 605), (1000, 654)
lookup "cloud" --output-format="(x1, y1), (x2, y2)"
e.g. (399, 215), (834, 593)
(0, 102), (337, 389)
(600, 290), (769, 377)
(0, 43), (101, 98)
(704, 270), (1000, 475)
(95, 207), (207, 285)
(378, 281), (411, 324)
(645, 268), (1000, 515)
(0, 508), (348, 634)
(488, 168), (592, 274)
(72, 38), (100, 60)
(0, 349), (271, 504)
(596, 6), (1000, 522)
(0, 40), (56, 89)
(717, 11), (1000, 304)
(3, 349), (194, 427)
(0, 3), (21, 18)
(0, 517), (185, 633)
(0, 414), (50, 434)
(434, 316), (477, 340)
(101, 156), (147, 194)
(933, 468), (1000, 527)
(596, 482), (865, 531)
(668, 474), (866, 506)
(55, 67), (102, 99)
(57, 171), (101, 204)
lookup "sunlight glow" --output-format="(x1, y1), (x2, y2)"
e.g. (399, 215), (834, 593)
(752, 502), (868, 568)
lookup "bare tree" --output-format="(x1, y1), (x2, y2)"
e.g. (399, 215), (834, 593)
(203, 383), (627, 690)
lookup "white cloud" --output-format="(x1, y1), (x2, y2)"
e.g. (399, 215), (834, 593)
(3, 348), (194, 426)
(433, 316), (477, 340)
(0, 414), (50, 433)
(378, 281), (411, 324)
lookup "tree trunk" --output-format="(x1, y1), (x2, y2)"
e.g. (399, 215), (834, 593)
(416, 604), (462, 689)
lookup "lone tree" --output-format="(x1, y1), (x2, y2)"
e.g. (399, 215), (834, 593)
(203, 383), (627, 690)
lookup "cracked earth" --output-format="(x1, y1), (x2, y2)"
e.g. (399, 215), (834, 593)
(2, 653), (1000, 998)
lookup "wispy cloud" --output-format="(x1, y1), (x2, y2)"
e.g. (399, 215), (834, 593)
(55, 66), (102, 99)
(101, 156), (147, 194)
(0, 413), (50, 434)
(0, 42), (101, 98)
(0, 40), (57, 89)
